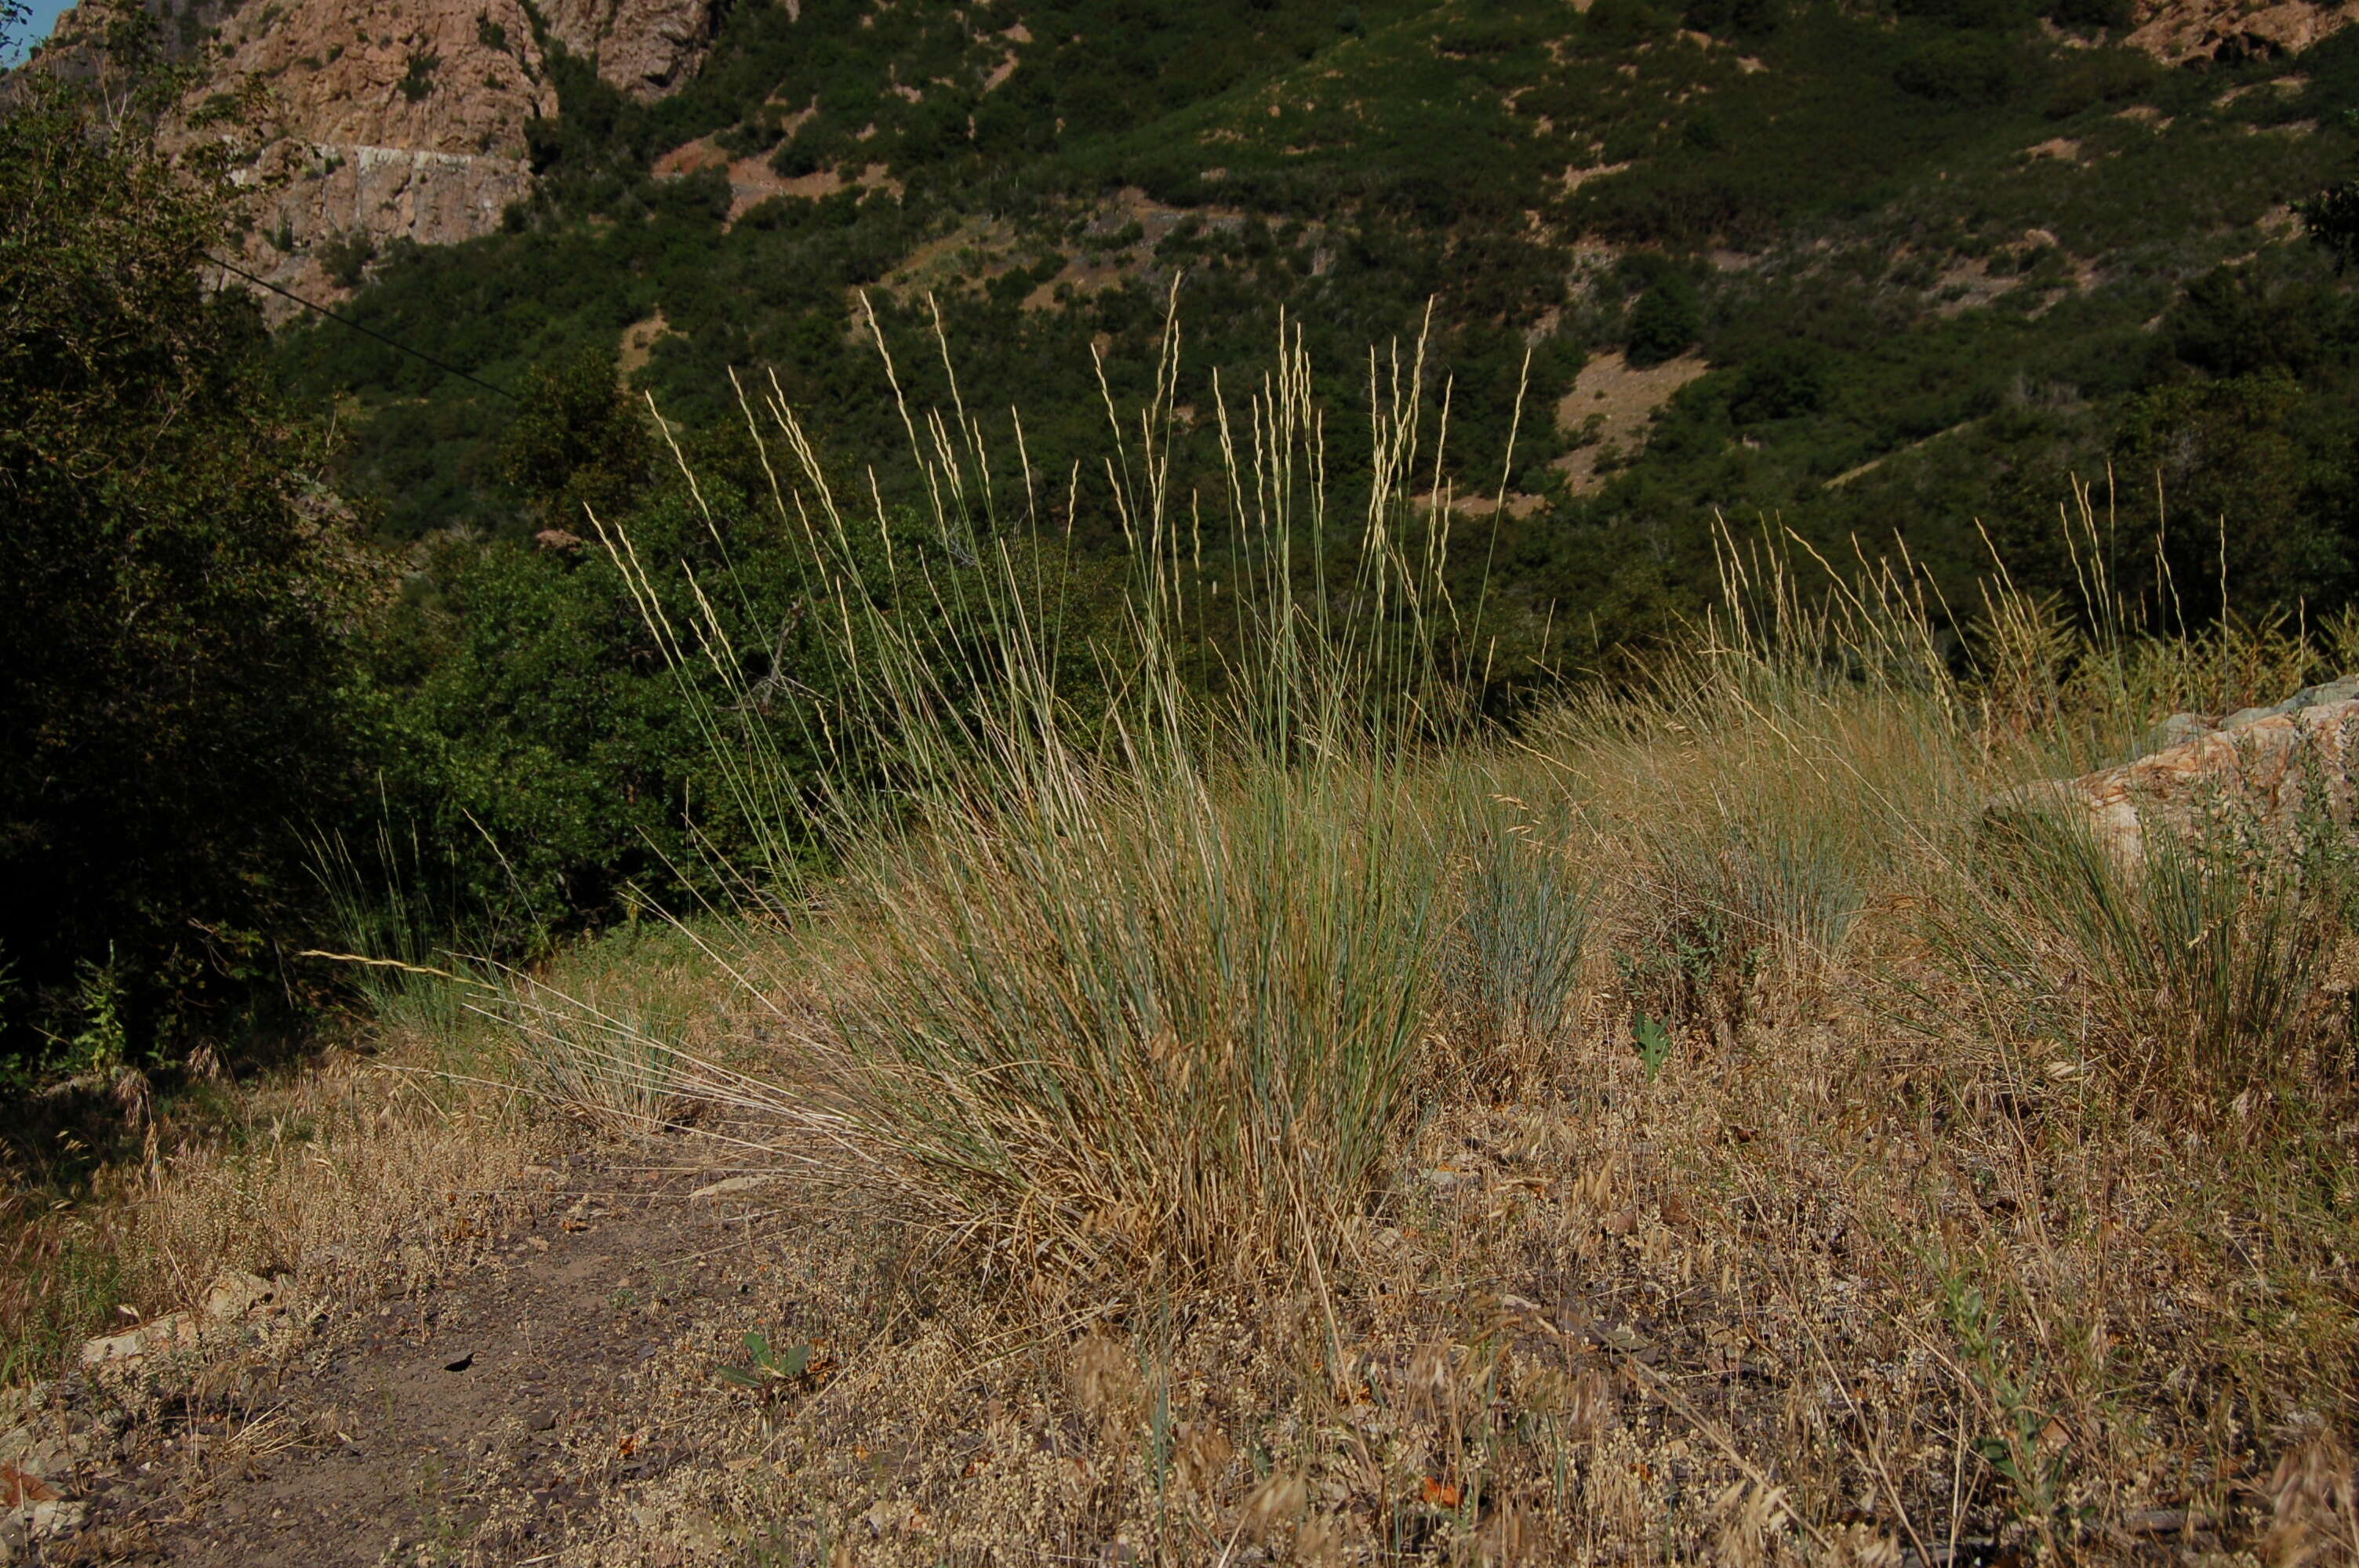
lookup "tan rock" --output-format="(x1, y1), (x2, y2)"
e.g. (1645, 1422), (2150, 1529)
(110, 0), (558, 314)
(78, 1310), (198, 1367)
(53, 0), (723, 318)
(191, 0), (555, 162)
(202, 1267), (280, 1320)
(542, 0), (723, 101)
(0, 1497), (85, 1552)
(75, 1269), (285, 1368)
(2126, 0), (2359, 64)
(1992, 692), (2359, 866)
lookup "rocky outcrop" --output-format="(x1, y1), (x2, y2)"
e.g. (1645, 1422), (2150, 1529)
(130, 0), (551, 310)
(2126, 0), (2359, 64)
(542, 0), (722, 100)
(1991, 676), (2359, 866)
(49, 0), (725, 316)
(191, 0), (554, 157)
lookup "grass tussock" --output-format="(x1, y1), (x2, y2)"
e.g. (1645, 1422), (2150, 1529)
(1934, 809), (2346, 1096)
(584, 304), (1496, 1290)
(792, 764), (1441, 1283)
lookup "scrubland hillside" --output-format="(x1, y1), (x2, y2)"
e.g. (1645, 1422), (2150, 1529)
(9, 314), (2357, 1565)
(17, 0), (2359, 1078)
(7, 0), (2359, 1558)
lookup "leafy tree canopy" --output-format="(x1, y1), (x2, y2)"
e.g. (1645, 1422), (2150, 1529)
(0, 0), (364, 1078)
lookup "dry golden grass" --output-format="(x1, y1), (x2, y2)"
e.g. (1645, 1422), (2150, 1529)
(0, 919), (749, 1386)
(9, 321), (2357, 1563)
(7, 629), (2354, 1564)
(543, 324), (2359, 1563)
(0, 1044), (534, 1387)
(458, 648), (2349, 1566)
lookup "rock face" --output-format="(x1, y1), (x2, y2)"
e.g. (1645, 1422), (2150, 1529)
(542, 0), (722, 100)
(1992, 677), (2359, 866)
(161, 0), (553, 307)
(49, 0), (725, 314)
(2125, 0), (2359, 64)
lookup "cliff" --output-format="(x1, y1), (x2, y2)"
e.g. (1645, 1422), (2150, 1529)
(51, 0), (729, 314)
(2126, 0), (2359, 63)
(541, 0), (722, 101)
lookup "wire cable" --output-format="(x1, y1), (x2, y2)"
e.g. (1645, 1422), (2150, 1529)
(204, 250), (518, 402)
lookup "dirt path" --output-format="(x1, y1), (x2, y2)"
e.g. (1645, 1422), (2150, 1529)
(49, 1150), (775, 1566)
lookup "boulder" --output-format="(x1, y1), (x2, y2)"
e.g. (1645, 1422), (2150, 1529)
(1990, 691), (2359, 866)
(77, 1268), (285, 1369)
(77, 1311), (199, 1369)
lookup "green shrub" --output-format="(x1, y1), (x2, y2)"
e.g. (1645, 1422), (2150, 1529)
(1, 19), (364, 1072)
(1681, 0), (1783, 39)
(1894, 34), (2021, 104)
(1727, 344), (1830, 423)
(1584, 0), (1676, 44)
(1627, 272), (1703, 366)
(2041, 0), (2130, 31)
(314, 228), (376, 289)
(398, 48), (438, 103)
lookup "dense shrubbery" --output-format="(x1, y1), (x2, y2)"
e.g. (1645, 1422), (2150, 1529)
(0, 8), (364, 1079)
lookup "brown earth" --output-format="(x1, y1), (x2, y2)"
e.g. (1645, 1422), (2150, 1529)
(652, 136), (902, 227)
(1549, 350), (1709, 495)
(42, 1145), (798, 1566)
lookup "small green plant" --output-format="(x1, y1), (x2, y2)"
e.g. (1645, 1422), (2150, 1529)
(715, 1330), (815, 1392)
(398, 48), (439, 102)
(1631, 1011), (1672, 1079)
(66, 949), (130, 1080)
(1944, 1277), (2069, 1526)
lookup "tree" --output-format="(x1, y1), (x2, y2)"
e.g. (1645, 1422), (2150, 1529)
(0, 1), (362, 1075)
(2112, 372), (2343, 622)
(2297, 176), (2359, 274)
(1627, 273), (1702, 367)
(499, 347), (655, 534)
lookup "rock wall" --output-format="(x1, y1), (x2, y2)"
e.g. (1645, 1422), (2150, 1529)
(541, 0), (723, 101)
(2125, 0), (2359, 64)
(49, 0), (725, 316)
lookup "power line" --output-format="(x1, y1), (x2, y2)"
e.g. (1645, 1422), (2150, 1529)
(203, 251), (518, 402)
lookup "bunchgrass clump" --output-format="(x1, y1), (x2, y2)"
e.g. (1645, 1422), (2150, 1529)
(1934, 793), (2348, 1098)
(791, 763), (1441, 1280)
(577, 303), (1495, 1286)
(1440, 777), (1596, 1084)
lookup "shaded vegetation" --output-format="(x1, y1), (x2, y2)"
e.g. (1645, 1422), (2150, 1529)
(1, 4), (363, 1081)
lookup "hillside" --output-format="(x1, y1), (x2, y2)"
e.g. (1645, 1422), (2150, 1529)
(19, 0), (2359, 1077)
(16, 0), (2359, 1004)
(102, 0), (2322, 648)
(10, 8), (2359, 1559)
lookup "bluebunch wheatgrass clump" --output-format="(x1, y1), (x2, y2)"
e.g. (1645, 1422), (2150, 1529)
(569, 296), (1552, 1285)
